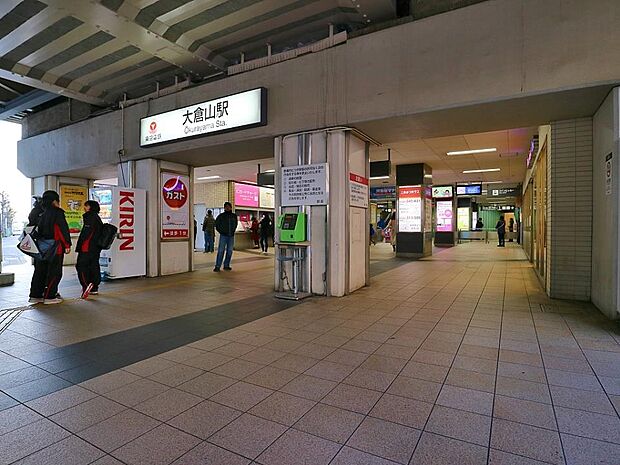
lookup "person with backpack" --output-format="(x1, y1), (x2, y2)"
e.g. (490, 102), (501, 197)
(76, 200), (103, 298)
(30, 190), (71, 305)
(27, 196), (45, 304)
(214, 202), (238, 272)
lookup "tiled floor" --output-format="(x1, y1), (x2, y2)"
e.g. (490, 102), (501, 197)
(1, 242), (619, 465)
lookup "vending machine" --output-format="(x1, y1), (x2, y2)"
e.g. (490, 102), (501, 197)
(90, 187), (147, 279)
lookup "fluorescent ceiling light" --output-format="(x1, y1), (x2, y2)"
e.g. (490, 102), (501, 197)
(197, 175), (221, 180)
(424, 174), (433, 178)
(370, 175), (390, 180)
(263, 169), (275, 173)
(462, 168), (501, 174)
(485, 181), (503, 184)
(447, 148), (497, 156)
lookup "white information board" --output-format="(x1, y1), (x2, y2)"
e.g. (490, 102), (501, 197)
(349, 173), (369, 208)
(140, 88), (266, 146)
(398, 186), (422, 232)
(281, 163), (328, 206)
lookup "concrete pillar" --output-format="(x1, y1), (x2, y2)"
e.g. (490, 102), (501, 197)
(275, 129), (370, 297)
(129, 159), (194, 277)
(395, 163), (433, 258)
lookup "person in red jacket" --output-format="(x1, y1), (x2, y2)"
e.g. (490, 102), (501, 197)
(75, 200), (103, 298)
(31, 190), (71, 305)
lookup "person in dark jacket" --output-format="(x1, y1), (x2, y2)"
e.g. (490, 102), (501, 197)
(30, 190), (71, 305)
(76, 200), (103, 298)
(202, 210), (215, 253)
(259, 214), (272, 254)
(213, 202), (238, 272)
(496, 215), (506, 247)
(28, 196), (45, 304)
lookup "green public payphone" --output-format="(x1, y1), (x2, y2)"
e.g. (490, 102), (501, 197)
(278, 213), (306, 242)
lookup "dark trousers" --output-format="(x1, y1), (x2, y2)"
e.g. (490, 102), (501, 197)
(76, 252), (101, 291)
(498, 232), (505, 247)
(30, 254), (64, 299)
(259, 234), (269, 252)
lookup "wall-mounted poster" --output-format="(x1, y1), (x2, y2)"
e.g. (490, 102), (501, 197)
(259, 186), (275, 209)
(60, 185), (88, 234)
(431, 186), (453, 199)
(234, 183), (260, 208)
(398, 186), (422, 232)
(161, 173), (190, 239)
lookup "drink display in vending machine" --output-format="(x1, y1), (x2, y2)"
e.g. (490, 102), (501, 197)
(90, 187), (147, 279)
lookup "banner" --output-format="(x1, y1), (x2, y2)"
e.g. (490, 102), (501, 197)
(60, 185), (88, 234)
(161, 173), (190, 239)
(398, 186), (422, 232)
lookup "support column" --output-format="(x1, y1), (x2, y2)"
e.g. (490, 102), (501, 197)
(275, 129), (370, 297)
(395, 164), (433, 258)
(129, 159), (194, 277)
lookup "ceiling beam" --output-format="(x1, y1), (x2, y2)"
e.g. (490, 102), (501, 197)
(40, 0), (227, 75)
(0, 88), (59, 120)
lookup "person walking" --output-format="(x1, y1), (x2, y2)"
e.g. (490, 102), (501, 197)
(250, 216), (260, 248)
(214, 202), (238, 272)
(193, 216), (198, 250)
(496, 215), (506, 247)
(75, 200), (103, 298)
(31, 190), (71, 305)
(28, 196), (45, 304)
(508, 217), (515, 242)
(202, 210), (215, 253)
(259, 213), (272, 254)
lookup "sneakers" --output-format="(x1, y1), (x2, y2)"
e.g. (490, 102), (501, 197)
(213, 267), (220, 272)
(81, 283), (94, 299)
(43, 298), (63, 305)
(28, 297), (44, 304)
(90, 290), (99, 295)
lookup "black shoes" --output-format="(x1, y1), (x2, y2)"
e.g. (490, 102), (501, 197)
(213, 267), (220, 272)
(223, 267), (232, 271)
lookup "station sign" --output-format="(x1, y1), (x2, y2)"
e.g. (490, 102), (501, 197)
(281, 163), (327, 206)
(140, 88), (267, 146)
(370, 186), (396, 200)
(489, 187), (519, 197)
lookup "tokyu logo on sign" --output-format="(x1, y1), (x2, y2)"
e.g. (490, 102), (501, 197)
(140, 88), (267, 146)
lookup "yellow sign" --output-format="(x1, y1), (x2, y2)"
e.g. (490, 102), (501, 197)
(60, 185), (87, 234)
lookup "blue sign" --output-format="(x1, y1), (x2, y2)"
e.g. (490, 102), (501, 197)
(371, 186), (396, 200)
(456, 184), (482, 195)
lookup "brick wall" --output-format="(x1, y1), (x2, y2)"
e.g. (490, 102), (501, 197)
(548, 118), (593, 301)
(193, 181), (231, 208)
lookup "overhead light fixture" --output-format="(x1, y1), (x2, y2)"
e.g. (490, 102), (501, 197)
(197, 175), (221, 180)
(448, 148), (497, 156)
(424, 174), (433, 178)
(462, 168), (501, 174)
(485, 181), (503, 184)
(264, 169), (275, 173)
(369, 175), (390, 180)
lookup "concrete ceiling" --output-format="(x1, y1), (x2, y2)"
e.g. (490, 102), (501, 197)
(195, 158), (274, 184)
(371, 127), (537, 186)
(0, 0), (396, 117)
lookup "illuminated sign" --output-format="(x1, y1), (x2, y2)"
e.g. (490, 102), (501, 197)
(370, 186), (396, 200)
(234, 183), (260, 208)
(436, 200), (453, 232)
(432, 186), (453, 199)
(140, 88), (267, 146)
(398, 186), (422, 232)
(456, 184), (482, 196)
(161, 173), (190, 239)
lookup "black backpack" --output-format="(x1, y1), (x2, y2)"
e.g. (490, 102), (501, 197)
(97, 223), (118, 250)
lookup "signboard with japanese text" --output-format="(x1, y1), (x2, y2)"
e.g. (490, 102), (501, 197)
(370, 186), (396, 200)
(161, 173), (190, 239)
(349, 173), (369, 209)
(456, 185), (482, 196)
(234, 183), (260, 208)
(259, 186), (275, 209)
(432, 186), (453, 199)
(140, 88), (267, 146)
(398, 186), (422, 232)
(60, 185), (88, 234)
(436, 200), (453, 232)
(490, 187), (519, 197)
(281, 163), (328, 206)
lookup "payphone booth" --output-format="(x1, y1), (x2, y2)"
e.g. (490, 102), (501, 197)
(275, 212), (310, 300)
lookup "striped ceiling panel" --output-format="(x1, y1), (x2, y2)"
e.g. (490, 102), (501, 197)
(0, 0), (396, 118)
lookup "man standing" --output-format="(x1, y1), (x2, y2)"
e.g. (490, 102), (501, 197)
(496, 215), (506, 248)
(202, 210), (215, 253)
(214, 202), (238, 272)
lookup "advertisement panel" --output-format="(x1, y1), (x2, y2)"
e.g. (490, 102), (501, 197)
(140, 88), (267, 146)
(436, 200), (453, 232)
(234, 183), (260, 208)
(60, 185), (88, 233)
(281, 163), (328, 206)
(161, 173), (190, 239)
(349, 173), (369, 208)
(432, 186), (453, 199)
(456, 185), (482, 196)
(398, 186), (422, 232)
(424, 187), (432, 232)
(370, 186), (396, 200)
(457, 207), (470, 231)
(259, 186), (275, 209)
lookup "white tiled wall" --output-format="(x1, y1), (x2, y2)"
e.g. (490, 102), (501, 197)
(548, 118), (593, 301)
